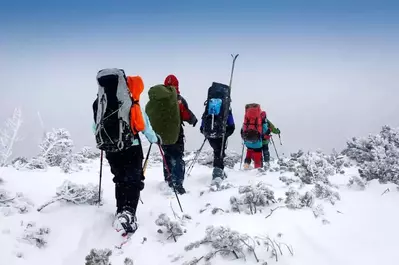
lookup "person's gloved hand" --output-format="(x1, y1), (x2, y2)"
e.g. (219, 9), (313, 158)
(275, 128), (281, 134)
(192, 117), (198, 127)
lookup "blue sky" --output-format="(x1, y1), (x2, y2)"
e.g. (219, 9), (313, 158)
(1, 0), (399, 157)
(2, 0), (399, 42)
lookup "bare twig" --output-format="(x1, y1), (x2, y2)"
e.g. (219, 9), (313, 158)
(37, 197), (62, 212)
(167, 227), (177, 242)
(381, 188), (390, 196)
(0, 196), (16, 203)
(265, 206), (285, 219)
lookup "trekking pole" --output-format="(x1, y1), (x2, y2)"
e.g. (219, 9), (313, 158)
(158, 144), (184, 212)
(139, 143), (153, 204)
(278, 134), (283, 145)
(239, 143), (245, 170)
(98, 150), (103, 206)
(143, 144), (152, 174)
(186, 138), (206, 177)
(270, 136), (280, 161)
(220, 53), (239, 158)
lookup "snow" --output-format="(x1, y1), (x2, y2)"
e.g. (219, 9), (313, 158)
(1, 158), (399, 265)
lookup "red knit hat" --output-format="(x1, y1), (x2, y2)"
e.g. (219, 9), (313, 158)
(164, 74), (180, 94)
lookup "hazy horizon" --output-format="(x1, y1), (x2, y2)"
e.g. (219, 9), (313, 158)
(1, 0), (399, 159)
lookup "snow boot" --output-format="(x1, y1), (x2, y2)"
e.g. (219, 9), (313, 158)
(114, 209), (138, 235)
(263, 162), (270, 170)
(212, 167), (225, 180)
(174, 184), (186, 195)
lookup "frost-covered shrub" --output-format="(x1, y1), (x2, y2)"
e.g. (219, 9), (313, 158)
(230, 182), (276, 214)
(124, 257), (134, 265)
(199, 203), (226, 215)
(72, 147), (101, 166)
(37, 180), (101, 212)
(60, 156), (83, 174)
(184, 226), (259, 264)
(39, 128), (74, 167)
(155, 213), (184, 242)
(343, 126), (399, 185)
(347, 176), (367, 190)
(11, 156), (29, 169)
(85, 248), (112, 265)
(24, 156), (48, 171)
(312, 182), (340, 205)
(210, 177), (234, 192)
(326, 149), (352, 173)
(20, 222), (50, 249)
(0, 189), (34, 216)
(284, 188), (314, 209)
(279, 176), (302, 186)
(78, 146), (101, 160)
(291, 150), (335, 184)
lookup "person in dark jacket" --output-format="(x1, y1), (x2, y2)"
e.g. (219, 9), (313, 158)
(92, 75), (159, 235)
(163, 74), (197, 194)
(200, 109), (235, 180)
(260, 111), (280, 168)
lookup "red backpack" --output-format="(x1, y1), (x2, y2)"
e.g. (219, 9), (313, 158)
(242, 103), (263, 143)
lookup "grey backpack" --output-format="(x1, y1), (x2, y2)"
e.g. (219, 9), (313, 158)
(94, 68), (136, 152)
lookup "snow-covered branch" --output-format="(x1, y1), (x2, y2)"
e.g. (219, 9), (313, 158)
(0, 108), (23, 166)
(37, 180), (101, 212)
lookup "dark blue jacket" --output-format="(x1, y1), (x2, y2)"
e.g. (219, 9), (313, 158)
(200, 110), (235, 137)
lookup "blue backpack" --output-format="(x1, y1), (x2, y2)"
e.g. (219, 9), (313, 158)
(202, 82), (231, 139)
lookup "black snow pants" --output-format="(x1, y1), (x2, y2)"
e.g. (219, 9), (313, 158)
(105, 145), (144, 215)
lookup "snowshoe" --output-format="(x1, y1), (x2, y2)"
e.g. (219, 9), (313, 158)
(212, 167), (226, 180)
(113, 210), (138, 236)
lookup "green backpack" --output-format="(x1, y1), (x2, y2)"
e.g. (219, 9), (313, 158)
(145, 85), (181, 145)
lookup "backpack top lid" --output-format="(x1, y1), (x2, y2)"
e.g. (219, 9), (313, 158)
(97, 68), (126, 81)
(245, 103), (260, 110)
(148, 84), (177, 101)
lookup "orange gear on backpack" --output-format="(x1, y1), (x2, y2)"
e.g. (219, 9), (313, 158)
(126, 76), (145, 134)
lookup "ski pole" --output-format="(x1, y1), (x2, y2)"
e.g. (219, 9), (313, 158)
(139, 143), (153, 204)
(278, 134), (282, 145)
(186, 138), (206, 177)
(98, 150), (103, 206)
(239, 143), (245, 170)
(270, 136), (280, 161)
(158, 144), (184, 212)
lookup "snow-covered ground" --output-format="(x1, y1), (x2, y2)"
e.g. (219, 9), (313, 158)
(1, 156), (399, 265)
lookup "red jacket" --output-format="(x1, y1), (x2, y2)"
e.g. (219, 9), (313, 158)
(178, 94), (197, 125)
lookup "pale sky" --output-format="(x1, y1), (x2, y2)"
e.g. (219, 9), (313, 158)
(1, 0), (398, 159)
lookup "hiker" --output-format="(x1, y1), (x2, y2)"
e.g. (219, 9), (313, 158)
(146, 74), (197, 195)
(261, 111), (280, 167)
(200, 82), (235, 180)
(93, 69), (160, 235)
(241, 103), (268, 169)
